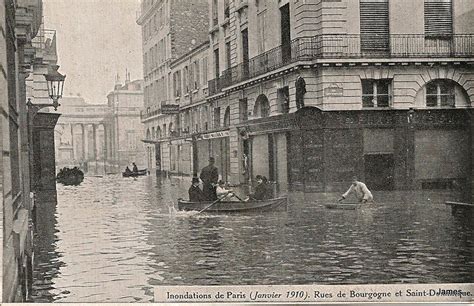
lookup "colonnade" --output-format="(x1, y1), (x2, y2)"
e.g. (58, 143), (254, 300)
(56, 122), (118, 171)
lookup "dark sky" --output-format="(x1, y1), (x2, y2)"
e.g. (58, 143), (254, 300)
(43, 0), (143, 104)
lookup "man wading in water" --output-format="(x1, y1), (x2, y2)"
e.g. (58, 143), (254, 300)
(339, 176), (374, 203)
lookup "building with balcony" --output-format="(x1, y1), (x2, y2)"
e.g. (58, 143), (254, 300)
(205, 0), (474, 198)
(137, 0), (209, 172)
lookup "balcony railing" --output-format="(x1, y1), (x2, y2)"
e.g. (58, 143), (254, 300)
(207, 34), (474, 95)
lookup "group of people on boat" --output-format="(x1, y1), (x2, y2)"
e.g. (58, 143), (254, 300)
(189, 158), (373, 204)
(124, 162), (139, 174)
(188, 157), (273, 202)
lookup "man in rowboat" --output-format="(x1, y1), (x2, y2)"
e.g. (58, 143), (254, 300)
(339, 176), (373, 203)
(247, 175), (272, 201)
(189, 177), (206, 202)
(200, 157), (219, 201)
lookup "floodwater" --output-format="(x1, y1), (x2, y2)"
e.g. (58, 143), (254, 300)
(31, 175), (474, 302)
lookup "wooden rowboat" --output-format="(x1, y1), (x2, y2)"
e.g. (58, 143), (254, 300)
(177, 196), (288, 212)
(122, 169), (148, 177)
(324, 203), (360, 210)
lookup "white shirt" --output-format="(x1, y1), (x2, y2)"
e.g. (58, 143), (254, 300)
(343, 181), (373, 202)
(216, 185), (232, 198)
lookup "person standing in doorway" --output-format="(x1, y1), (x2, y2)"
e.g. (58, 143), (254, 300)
(200, 157), (219, 201)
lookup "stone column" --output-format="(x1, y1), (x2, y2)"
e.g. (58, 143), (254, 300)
(92, 124), (97, 160)
(70, 123), (75, 160)
(81, 124), (86, 160)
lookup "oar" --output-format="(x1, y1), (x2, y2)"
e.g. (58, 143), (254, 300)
(197, 195), (227, 214)
(230, 192), (245, 202)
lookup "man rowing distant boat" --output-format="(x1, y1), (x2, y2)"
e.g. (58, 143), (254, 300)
(339, 176), (373, 203)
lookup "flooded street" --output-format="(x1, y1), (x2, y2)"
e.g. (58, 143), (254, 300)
(31, 175), (474, 302)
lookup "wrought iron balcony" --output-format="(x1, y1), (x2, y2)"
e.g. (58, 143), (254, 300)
(207, 34), (474, 95)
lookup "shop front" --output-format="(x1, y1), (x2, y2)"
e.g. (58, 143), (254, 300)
(289, 107), (473, 199)
(194, 129), (231, 182)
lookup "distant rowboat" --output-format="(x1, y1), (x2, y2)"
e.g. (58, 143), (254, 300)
(122, 169), (148, 177)
(177, 196), (288, 213)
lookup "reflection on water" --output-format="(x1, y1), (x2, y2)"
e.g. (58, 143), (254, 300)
(31, 175), (474, 302)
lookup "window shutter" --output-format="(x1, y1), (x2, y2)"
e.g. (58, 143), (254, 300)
(360, 0), (389, 52)
(424, 0), (452, 37)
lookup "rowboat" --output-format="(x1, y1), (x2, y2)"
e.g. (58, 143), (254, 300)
(122, 169), (148, 177)
(177, 196), (288, 212)
(324, 203), (360, 210)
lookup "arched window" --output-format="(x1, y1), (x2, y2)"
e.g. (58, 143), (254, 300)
(157, 127), (161, 138)
(163, 124), (167, 137)
(151, 127), (155, 139)
(146, 128), (151, 140)
(253, 94), (270, 118)
(223, 106), (231, 127)
(169, 122), (173, 136)
(426, 79), (455, 107)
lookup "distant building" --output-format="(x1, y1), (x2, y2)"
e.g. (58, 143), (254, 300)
(137, 0), (209, 172)
(54, 76), (145, 173)
(106, 76), (146, 170)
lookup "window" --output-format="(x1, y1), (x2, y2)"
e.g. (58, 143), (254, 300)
(277, 86), (290, 114)
(425, 0), (452, 38)
(362, 79), (392, 107)
(254, 94), (270, 118)
(214, 49), (220, 78)
(214, 107), (221, 128)
(173, 71), (181, 97)
(202, 57), (208, 85)
(360, 0), (389, 52)
(426, 80), (455, 107)
(223, 106), (231, 127)
(225, 42), (231, 69)
(257, 11), (266, 53)
(212, 0), (218, 26)
(239, 98), (248, 122)
(183, 66), (189, 94)
(194, 60), (200, 89)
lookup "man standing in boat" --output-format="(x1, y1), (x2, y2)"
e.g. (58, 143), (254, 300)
(339, 176), (373, 203)
(132, 162), (139, 173)
(200, 157), (219, 201)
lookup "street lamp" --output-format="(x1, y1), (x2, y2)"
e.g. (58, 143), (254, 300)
(44, 64), (66, 110)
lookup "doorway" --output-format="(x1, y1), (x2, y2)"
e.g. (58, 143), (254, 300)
(364, 153), (394, 191)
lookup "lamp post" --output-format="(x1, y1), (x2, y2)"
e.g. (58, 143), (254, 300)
(27, 64), (66, 113)
(44, 64), (66, 110)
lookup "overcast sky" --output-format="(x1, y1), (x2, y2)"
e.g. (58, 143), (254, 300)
(43, 0), (143, 104)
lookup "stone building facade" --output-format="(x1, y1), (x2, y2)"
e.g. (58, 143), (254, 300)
(1, 0), (63, 301)
(141, 0), (474, 200)
(137, 0), (209, 173)
(54, 78), (145, 174)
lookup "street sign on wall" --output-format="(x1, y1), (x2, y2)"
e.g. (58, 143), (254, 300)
(161, 104), (180, 114)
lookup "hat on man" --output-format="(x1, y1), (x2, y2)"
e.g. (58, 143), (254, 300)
(192, 177), (200, 184)
(209, 157), (215, 163)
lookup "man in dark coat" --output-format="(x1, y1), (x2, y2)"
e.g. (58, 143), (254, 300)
(200, 157), (219, 201)
(248, 175), (272, 201)
(189, 177), (206, 202)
